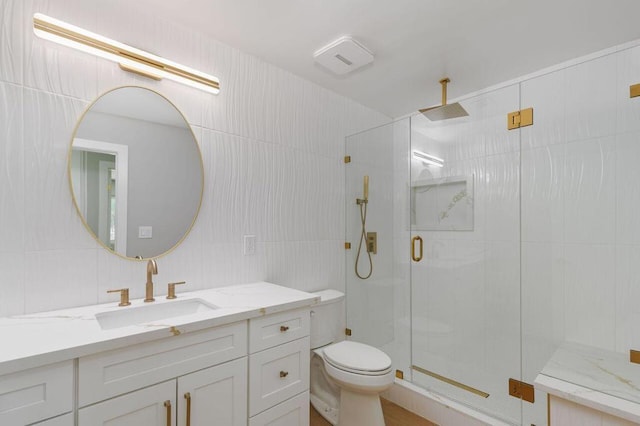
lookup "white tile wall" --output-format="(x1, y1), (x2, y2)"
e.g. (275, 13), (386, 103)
(0, 0), (23, 85)
(565, 54), (618, 142)
(563, 136), (616, 245)
(0, 82), (23, 252)
(0, 0), (389, 316)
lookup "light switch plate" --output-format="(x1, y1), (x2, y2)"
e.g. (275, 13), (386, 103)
(138, 226), (153, 239)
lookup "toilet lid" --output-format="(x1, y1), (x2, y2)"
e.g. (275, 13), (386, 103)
(323, 341), (391, 374)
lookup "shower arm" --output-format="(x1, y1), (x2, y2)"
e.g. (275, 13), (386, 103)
(440, 78), (450, 106)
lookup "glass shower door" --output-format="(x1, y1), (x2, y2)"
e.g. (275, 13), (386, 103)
(409, 84), (523, 424)
(345, 119), (412, 379)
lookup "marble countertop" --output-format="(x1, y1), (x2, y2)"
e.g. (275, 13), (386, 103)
(0, 282), (319, 376)
(535, 342), (640, 423)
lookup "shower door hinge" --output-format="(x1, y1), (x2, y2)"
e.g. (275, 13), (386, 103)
(508, 378), (535, 403)
(507, 107), (533, 130)
(344, 155), (351, 163)
(631, 84), (640, 98)
(345, 328), (352, 336)
(345, 242), (352, 249)
(395, 369), (404, 379)
(630, 349), (640, 364)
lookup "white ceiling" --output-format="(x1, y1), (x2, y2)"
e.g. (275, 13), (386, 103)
(135, 0), (640, 118)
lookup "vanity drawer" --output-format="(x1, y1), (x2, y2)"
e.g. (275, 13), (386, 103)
(249, 308), (310, 353)
(249, 336), (310, 416)
(249, 391), (310, 426)
(0, 360), (73, 425)
(79, 321), (247, 407)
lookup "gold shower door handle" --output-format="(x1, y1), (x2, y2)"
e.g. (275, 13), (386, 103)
(411, 236), (423, 262)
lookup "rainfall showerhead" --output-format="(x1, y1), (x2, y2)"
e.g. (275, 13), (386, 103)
(419, 78), (469, 121)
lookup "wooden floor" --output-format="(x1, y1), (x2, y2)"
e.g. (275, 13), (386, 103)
(310, 398), (438, 426)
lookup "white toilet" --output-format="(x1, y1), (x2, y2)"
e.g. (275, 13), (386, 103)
(310, 289), (394, 426)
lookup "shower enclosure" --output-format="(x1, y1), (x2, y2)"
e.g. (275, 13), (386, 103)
(345, 43), (640, 426)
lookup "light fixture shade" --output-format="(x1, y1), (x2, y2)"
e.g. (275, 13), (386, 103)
(33, 13), (220, 94)
(412, 150), (444, 167)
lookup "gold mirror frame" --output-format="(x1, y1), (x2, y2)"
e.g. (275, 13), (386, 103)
(68, 86), (204, 261)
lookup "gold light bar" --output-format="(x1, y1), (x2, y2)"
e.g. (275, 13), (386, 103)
(33, 13), (220, 94)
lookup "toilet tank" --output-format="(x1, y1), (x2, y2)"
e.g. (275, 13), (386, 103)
(310, 289), (345, 349)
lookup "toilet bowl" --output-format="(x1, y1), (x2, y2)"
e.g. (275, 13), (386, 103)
(310, 290), (394, 426)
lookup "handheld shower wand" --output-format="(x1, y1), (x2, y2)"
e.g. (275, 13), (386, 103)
(355, 175), (373, 279)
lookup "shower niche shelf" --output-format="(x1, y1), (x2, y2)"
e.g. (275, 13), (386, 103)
(410, 175), (474, 231)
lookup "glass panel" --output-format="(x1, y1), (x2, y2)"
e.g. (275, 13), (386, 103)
(345, 118), (412, 377)
(521, 45), (640, 425)
(410, 84), (522, 424)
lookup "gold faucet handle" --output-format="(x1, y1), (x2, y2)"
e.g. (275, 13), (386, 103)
(166, 281), (186, 299)
(107, 288), (131, 307)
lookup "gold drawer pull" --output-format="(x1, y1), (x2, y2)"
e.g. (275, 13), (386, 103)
(280, 370), (289, 378)
(164, 400), (172, 426)
(184, 392), (191, 426)
(411, 236), (423, 262)
(280, 325), (290, 332)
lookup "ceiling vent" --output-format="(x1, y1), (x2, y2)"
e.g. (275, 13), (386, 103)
(313, 36), (373, 75)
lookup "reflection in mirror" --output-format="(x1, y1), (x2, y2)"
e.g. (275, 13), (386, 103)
(69, 87), (203, 259)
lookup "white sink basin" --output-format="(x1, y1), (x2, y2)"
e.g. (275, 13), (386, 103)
(96, 298), (218, 330)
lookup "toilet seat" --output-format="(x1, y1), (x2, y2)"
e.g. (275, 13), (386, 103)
(323, 341), (392, 376)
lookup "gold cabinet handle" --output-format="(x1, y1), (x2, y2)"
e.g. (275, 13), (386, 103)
(280, 325), (290, 332)
(280, 370), (289, 378)
(411, 236), (423, 262)
(184, 393), (191, 426)
(164, 400), (172, 426)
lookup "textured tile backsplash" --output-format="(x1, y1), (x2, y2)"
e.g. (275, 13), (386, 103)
(0, 0), (390, 315)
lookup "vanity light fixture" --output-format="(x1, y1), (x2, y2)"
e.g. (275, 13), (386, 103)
(33, 13), (220, 94)
(412, 150), (444, 168)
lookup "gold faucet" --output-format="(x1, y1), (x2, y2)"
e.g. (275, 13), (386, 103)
(144, 259), (158, 302)
(107, 288), (131, 306)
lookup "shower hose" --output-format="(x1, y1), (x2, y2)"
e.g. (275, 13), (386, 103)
(355, 200), (373, 279)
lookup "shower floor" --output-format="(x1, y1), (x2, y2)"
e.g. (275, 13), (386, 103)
(310, 398), (438, 426)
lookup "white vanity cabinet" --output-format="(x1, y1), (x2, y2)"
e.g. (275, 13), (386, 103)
(78, 321), (248, 426)
(248, 308), (311, 426)
(0, 360), (73, 426)
(0, 283), (319, 426)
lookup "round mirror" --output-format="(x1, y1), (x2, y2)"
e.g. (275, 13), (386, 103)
(69, 86), (203, 260)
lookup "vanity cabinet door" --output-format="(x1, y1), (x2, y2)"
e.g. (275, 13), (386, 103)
(78, 380), (176, 426)
(31, 413), (74, 426)
(177, 357), (247, 426)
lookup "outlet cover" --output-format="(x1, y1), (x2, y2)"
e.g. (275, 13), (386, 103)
(243, 235), (256, 255)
